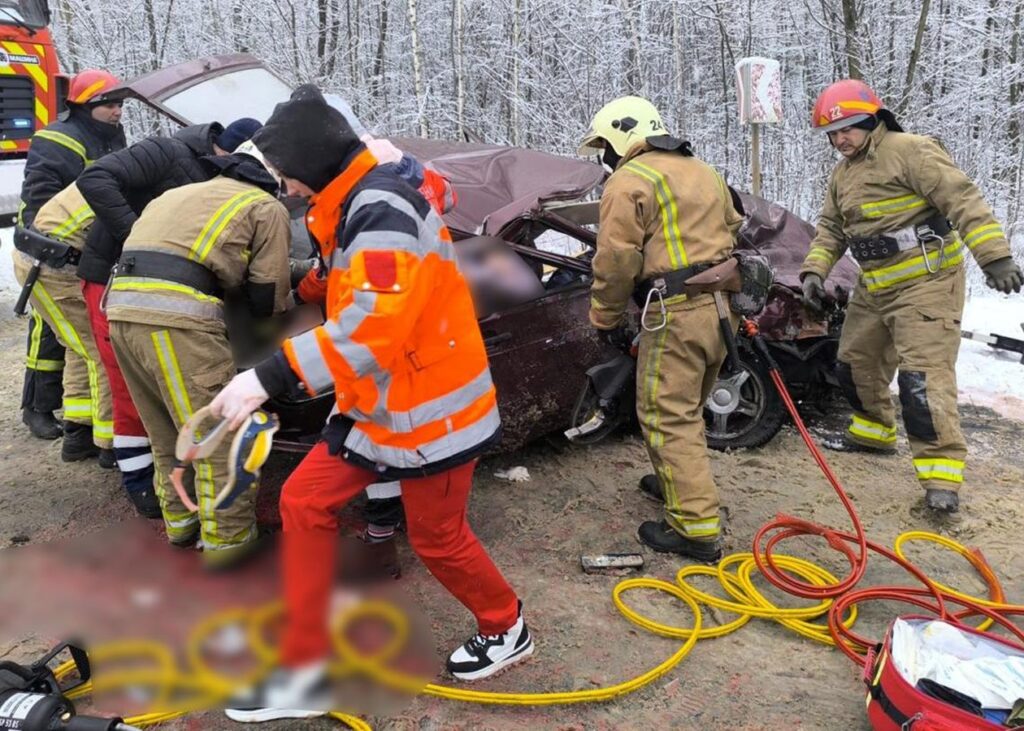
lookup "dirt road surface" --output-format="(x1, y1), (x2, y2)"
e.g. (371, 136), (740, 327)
(1, 302), (1022, 731)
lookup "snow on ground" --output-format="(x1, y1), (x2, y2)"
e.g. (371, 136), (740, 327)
(0, 228), (15, 295)
(0, 228), (1021, 418)
(958, 295), (1024, 421)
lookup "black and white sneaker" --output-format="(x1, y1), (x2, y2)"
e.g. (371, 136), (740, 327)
(446, 602), (534, 681)
(224, 661), (331, 723)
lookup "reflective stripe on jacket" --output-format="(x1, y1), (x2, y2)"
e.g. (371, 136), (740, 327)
(801, 124), (1012, 293)
(590, 144), (742, 329)
(281, 149), (500, 473)
(104, 176), (292, 333)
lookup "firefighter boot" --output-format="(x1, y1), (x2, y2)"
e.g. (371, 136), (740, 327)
(925, 488), (959, 513)
(637, 520), (722, 563)
(61, 421), (98, 462)
(98, 448), (117, 469)
(23, 409), (63, 440)
(638, 474), (664, 503)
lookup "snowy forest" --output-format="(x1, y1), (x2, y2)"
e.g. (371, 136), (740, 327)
(49, 0), (1024, 254)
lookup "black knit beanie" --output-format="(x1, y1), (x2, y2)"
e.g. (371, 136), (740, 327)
(850, 114), (879, 131)
(252, 84), (362, 192)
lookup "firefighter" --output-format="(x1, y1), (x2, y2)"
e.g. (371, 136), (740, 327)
(800, 79), (1023, 513)
(16, 69), (125, 460)
(578, 96), (743, 563)
(75, 118), (262, 517)
(11, 183), (115, 489)
(104, 144), (291, 569)
(210, 87), (530, 720)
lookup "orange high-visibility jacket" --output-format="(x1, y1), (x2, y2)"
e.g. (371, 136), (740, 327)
(261, 149), (499, 476)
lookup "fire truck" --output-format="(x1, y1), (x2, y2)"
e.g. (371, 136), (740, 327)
(0, 0), (65, 226)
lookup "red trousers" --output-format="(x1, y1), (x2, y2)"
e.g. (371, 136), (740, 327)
(280, 441), (519, 666)
(81, 281), (147, 439)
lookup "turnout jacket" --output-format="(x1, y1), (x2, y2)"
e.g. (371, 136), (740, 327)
(801, 123), (1012, 293)
(590, 142), (743, 329)
(14, 183), (96, 280)
(76, 123), (223, 283)
(104, 171), (291, 334)
(255, 148), (500, 477)
(18, 108), (126, 228)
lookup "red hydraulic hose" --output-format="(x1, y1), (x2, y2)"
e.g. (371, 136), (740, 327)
(739, 319), (1024, 665)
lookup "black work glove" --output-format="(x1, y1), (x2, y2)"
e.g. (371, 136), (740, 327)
(597, 325), (633, 353)
(801, 273), (826, 314)
(982, 257), (1023, 294)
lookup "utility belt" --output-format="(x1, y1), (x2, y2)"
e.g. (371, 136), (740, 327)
(847, 213), (951, 263)
(13, 226), (81, 268)
(632, 262), (715, 307)
(111, 249), (223, 297)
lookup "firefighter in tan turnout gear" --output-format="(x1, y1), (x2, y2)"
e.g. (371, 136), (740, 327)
(106, 142), (292, 569)
(12, 184), (115, 466)
(579, 96), (743, 562)
(801, 79), (1023, 514)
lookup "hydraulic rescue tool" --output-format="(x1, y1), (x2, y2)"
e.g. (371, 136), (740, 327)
(11, 228), (80, 317)
(0, 643), (138, 730)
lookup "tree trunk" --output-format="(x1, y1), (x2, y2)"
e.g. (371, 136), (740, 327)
(840, 0), (861, 79)
(898, 0), (931, 115)
(142, 0), (159, 71)
(371, 1), (388, 103)
(452, 0), (464, 140)
(510, 0), (521, 145)
(407, 0), (427, 136)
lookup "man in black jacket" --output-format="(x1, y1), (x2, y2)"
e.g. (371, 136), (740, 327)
(17, 69), (126, 456)
(75, 118), (261, 512)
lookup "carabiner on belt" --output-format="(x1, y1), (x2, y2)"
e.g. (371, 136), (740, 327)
(641, 286), (667, 332)
(916, 227), (947, 275)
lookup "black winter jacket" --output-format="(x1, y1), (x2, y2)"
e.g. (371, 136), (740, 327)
(76, 122), (224, 283)
(18, 107), (126, 227)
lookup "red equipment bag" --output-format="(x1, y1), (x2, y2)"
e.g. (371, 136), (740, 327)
(864, 616), (1016, 730)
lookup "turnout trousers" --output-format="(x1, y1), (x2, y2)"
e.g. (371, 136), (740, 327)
(836, 265), (968, 492)
(636, 295), (733, 541)
(82, 281), (155, 497)
(21, 314), (64, 414)
(279, 441), (520, 666)
(109, 321), (257, 555)
(13, 254), (112, 448)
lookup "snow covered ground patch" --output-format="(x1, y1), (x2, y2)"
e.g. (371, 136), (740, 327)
(958, 295), (1024, 421)
(0, 228), (16, 295)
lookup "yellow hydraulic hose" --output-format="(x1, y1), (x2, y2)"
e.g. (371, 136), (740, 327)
(49, 531), (1012, 729)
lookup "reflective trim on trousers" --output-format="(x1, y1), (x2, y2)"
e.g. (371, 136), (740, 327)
(848, 414), (897, 445)
(641, 312), (672, 450)
(32, 282), (104, 434)
(669, 515), (721, 539)
(913, 457), (964, 484)
(150, 330), (194, 424)
(25, 310), (64, 372)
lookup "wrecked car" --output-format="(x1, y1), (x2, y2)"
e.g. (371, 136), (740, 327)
(113, 53), (858, 452)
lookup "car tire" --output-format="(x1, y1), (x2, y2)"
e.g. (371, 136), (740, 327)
(704, 348), (785, 451)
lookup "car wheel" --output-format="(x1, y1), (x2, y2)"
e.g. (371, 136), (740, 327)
(704, 349), (785, 451)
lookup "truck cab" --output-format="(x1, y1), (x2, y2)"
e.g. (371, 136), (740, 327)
(0, 0), (64, 225)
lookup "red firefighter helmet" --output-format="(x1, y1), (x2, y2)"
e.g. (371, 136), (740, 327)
(67, 69), (122, 105)
(811, 79), (884, 133)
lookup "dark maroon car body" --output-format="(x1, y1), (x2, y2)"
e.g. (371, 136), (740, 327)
(113, 53), (859, 452)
